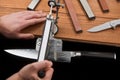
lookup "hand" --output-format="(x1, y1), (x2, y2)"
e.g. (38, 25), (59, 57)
(7, 60), (54, 80)
(0, 11), (47, 39)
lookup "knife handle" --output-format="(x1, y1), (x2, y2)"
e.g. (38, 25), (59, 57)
(110, 19), (120, 28)
(38, 70), (45, 78)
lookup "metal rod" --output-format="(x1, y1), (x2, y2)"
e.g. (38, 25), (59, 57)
(37, 15), (53, 61)
(27, 0), (40, 10)
(79, 0), (95, 20)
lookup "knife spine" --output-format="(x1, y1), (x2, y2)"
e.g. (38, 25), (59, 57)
(79, 0), (95, 20)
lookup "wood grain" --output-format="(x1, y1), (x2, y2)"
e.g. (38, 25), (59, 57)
(0, 0), (120, 47)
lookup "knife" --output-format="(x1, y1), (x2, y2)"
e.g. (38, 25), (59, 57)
(4, 49), (78, 62)
(4, 49), (116, 62)
(87, 19), (120, 32)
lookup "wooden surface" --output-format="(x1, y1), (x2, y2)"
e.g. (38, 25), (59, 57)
(0, 0), (120, 47)
(64, 0), (82, 32)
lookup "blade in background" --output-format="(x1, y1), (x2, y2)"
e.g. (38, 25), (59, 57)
(4, 49), (38, 59)
(87, 22), (112, 32)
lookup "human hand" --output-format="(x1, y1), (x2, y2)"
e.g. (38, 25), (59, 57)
(7, 60), (54, 80)
(0, 10), (47, 39)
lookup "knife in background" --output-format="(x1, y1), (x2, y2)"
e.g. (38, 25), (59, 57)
(87, 19), (120, 32)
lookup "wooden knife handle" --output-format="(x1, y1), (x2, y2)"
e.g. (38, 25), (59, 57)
(98, 0), (109, 12)
(64, 0), (82, 33)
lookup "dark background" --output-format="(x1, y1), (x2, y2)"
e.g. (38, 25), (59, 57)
(0, 35), (117, 80)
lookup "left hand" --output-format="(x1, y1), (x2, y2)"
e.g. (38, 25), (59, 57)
(0, 10), (47, 39)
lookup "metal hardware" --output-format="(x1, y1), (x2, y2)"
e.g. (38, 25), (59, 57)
(38, 0), (64, 61)
(27, 0), (40, 10)
(79, 0), (95, 20)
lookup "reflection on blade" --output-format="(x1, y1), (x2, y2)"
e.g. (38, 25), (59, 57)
(87, 22), (112, 32)
(5, 49), (38, 59)
(4, 49), (74, 63)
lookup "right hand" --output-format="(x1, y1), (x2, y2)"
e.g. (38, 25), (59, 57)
(7, 60), (54, 80)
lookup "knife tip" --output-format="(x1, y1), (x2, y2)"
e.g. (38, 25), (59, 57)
(87, 29), (95, 32)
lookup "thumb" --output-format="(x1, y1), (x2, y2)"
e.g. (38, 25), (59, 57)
(32, 60), (53, 71)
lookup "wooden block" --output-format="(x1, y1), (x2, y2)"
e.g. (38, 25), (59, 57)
(64, 0), (82, 33)
(98, 0), (109, 12)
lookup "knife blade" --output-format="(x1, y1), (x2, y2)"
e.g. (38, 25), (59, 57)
(5, 49), (38, 59)
(4, 49), (77, 62)
(87, 19), (120, 32)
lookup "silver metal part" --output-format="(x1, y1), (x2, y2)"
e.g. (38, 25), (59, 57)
(87, 19), (120, 32)
(4, 49), (116, 63)
(27, 0), (40, 10)
(36, 37), (72, 62)
(4, 38), (116, 63)
(79, 0), (95, 19)
(38, 15), (53, 61)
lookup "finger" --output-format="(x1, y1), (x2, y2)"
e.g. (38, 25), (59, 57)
(32, 61), (53, 71)
(44, 60), (53, 68)
(44, 68), (54, 80)
(17, 33), (35, 39)
(21, 10), (46, 19)
(27, 17), (46, 25)
(19, 17), (46, 30)
(20, 10), (42, 16)
(24, 13), (47, 20)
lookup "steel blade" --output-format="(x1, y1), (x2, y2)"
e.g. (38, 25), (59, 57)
(87, 22), (112, 32)
(4, 49), (74, 62)
(5, 49), (38, 59)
